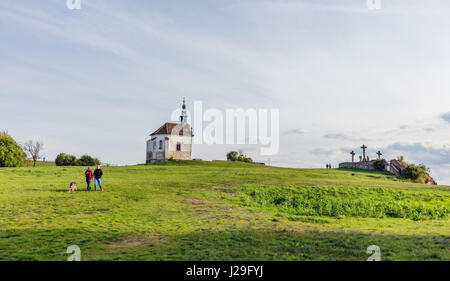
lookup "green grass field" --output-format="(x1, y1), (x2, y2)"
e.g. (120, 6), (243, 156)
(0, 161), (448, 261)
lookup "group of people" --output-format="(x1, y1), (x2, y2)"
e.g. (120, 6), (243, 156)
(84, 165), (104, 192)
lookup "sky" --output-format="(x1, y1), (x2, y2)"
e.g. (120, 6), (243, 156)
(1, 0), (449, 184)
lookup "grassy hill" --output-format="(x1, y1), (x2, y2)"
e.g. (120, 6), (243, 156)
(0, 161), (448, 261)
(24, 160), (56, 167)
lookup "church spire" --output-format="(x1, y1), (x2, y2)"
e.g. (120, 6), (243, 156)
(180, 97), (188, 126)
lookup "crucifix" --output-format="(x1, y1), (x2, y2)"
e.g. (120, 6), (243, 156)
(376, 151), (382, 159)
(361, 144), (367, 161)
(350, 151), (355, 162)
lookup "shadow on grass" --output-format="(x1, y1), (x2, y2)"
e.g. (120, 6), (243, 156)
(337, 168), (397, 177)
(50, 189), (93, 193)
(0, 227), (447, 261)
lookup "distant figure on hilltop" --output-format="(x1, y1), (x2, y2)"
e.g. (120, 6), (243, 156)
(94, 165), (103, 192)
(85, 166), (93, 191)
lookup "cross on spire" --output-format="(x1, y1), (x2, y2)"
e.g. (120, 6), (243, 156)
(180, 97), (188, 126)
(350, 151), (355, 162)
(361, 144), (367, 161)
(376, 151), (382, 159)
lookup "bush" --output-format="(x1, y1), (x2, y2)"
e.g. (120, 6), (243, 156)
(55, 153), (100, 166)
(373, 159), (385, 171)
(55, 153), (77, 166)
(240, 184), (449, 220)
(77, 155), (100, 166)
(402, 164), (427, 181)
(227, 151), (253, 163)
(226, 151), (238, 161)
(238, 154), (253, 163)
(0, 131), (26, 167)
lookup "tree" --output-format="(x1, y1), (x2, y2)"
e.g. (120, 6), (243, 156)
(0, 131), (26, 167)
(77, 155), (100, 166)
(23, 140), (43, 167)
(55, 153), (77, 166)
(227, 151), (239, 161)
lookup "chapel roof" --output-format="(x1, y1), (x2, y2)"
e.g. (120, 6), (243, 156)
(150, 122), (192, 136)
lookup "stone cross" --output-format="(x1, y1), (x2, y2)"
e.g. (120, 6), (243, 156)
(350, 151), (355, 162)
(376, 151), (382, 159)
(361, 144), (367, 161)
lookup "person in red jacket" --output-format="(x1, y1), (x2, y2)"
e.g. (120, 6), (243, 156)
(85, 167), (93, 191)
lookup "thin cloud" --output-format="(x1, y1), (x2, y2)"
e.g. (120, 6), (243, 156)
(442, 112), (450, 123)
(285, 129), (305, 135)
(323, 133), (369, 142)
(324, 133), (347, 140)
(385, 142), (450, 165)
(311, 147), (341, 158)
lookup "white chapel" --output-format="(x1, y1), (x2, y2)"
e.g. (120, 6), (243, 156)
(146, 99), (193, 163)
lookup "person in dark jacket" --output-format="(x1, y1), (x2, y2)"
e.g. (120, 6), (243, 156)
(85, 167), (93, 191)
(93, 165), (103, 192)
